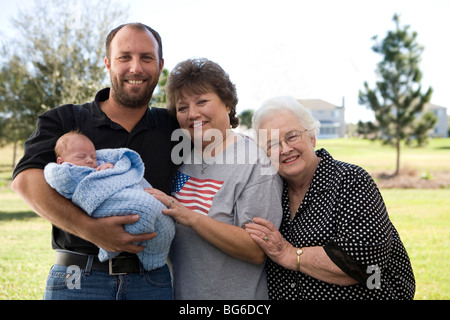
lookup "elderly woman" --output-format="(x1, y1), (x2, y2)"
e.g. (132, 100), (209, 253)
(246, 96), (415, 300)
(147, 58), (282, 299)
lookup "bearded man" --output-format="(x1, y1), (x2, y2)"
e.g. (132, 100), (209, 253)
(12, 23), (179, 300)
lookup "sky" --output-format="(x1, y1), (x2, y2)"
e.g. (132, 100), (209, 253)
(1, 0), (449, 124)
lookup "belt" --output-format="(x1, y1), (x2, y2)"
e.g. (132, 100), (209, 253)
(55, 251), (141, 275)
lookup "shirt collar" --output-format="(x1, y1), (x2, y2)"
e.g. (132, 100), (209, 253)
(310, 148), (336, 193)
(91, 87), (153, 130)
(281, 148), (336, 217)
(282, 148), (335, 196)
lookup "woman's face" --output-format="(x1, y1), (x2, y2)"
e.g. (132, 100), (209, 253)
(259, 111), (317, 181)
(175, 90), (231, 150)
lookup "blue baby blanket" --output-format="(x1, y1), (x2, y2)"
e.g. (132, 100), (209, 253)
(44, 148), (175, 271)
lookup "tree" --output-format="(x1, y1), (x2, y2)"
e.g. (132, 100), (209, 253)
(0, 55), (41, 166)
(358, 14), (436, 176)
(238, 109), (254, 128)
(0, 0), (129, 166)
(150, 68), (169, 108)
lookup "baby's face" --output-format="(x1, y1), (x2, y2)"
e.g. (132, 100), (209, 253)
(58, 137), (98, 168)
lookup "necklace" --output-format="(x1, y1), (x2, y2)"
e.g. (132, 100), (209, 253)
(201, 155), (217, 174)
(201, 162), (211, 174)
(198, 130), (235, 174)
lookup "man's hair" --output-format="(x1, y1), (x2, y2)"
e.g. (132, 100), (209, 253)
(105, 22), (163, 65)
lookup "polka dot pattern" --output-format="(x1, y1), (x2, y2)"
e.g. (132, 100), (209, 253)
(266, 148), (415, 300)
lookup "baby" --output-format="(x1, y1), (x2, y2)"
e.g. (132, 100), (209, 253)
(44, 131), (175, 272)
(54, 131), (114, 171)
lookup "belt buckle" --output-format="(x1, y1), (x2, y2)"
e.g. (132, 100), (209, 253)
(109, 258), (127, 276)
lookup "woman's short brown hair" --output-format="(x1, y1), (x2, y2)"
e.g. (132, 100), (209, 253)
(166, 58), (239, 128)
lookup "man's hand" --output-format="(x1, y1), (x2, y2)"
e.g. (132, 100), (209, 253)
(12, 168), (156, 254)
(86, 215), (157, 253)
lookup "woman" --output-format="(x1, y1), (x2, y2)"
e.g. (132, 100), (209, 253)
(148, 58), (283, 299)
(246, 96), (415, 299)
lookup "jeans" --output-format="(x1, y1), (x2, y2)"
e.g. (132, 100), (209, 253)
(43, 259), (173, 300)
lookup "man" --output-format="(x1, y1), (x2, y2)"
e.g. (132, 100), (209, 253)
(12, 23), (179, 300)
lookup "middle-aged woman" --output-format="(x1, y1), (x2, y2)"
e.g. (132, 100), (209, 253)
(147, 58), (283, 299)
(245, 96), (415, 300)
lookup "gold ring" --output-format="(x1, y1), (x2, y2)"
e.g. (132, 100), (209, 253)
(168, 199), (174, 208)
(263, 235), (269, 242)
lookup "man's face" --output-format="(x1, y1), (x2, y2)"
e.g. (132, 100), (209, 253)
(105, 26), (164, 109)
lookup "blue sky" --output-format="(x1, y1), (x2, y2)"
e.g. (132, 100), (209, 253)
(1, 0), (449, 123)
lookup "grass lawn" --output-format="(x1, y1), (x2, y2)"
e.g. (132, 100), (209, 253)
(381, 189), (449, 299)
(0, 139), (449, 300)
(317, 137), (450, 172)
(0, 189), (53, 299)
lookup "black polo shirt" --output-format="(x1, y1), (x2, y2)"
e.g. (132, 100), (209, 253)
(13, 88), (180, 254)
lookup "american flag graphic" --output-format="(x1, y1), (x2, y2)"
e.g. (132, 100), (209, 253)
(171, 171), (224, 215)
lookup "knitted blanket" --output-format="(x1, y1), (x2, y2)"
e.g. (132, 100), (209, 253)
(44, 148), (175, 271)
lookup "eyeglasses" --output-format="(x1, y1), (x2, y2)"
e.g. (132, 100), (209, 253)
(266, 129), (309, 153)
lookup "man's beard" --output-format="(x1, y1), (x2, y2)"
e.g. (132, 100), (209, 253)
(110, 75), (158, 109)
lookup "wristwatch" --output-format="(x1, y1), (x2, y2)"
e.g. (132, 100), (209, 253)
(296, 248), (303, 272)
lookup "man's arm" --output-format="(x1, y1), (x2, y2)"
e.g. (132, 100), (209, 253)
(11, 168), (156, 253)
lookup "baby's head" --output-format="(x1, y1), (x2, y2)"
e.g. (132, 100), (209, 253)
(55, 131), (98, 168)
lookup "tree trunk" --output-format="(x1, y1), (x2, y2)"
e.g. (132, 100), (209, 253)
(12, 141), (18, 168)
(394, 139), (400, 176)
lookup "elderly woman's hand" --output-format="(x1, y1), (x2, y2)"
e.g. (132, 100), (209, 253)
(245, 217), (295, 268)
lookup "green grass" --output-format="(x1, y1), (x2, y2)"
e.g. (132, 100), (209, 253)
(380, 189), (449, 299)
(317, 137), (450, 172)
(0, 190), (53, 300)
(0, 139), (449, 299)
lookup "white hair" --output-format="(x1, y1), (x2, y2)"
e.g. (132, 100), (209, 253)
(252, 96), (321, 139)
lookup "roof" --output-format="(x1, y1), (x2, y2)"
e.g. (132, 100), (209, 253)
(298, 99), (342, 110)
(425, 102), (447, 111)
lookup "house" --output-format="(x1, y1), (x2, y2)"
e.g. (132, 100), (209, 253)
(298, 99), (346, 139)
(425, 103), (448, 138)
